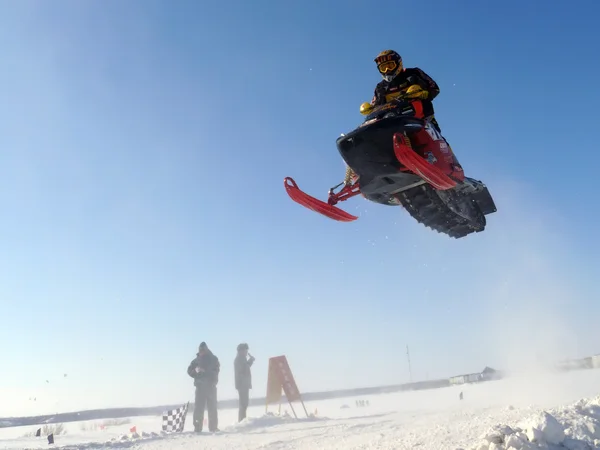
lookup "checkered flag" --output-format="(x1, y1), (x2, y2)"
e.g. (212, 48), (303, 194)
(161, 402), (189, 433)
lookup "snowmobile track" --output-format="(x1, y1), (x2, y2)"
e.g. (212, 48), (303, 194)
(397, 184), (482, 239)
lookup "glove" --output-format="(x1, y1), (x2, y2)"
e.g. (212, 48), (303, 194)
(405, 84), (428, 100)
(359, 102), (374, 115)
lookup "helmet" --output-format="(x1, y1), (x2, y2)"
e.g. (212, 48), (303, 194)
(374, 50), (403, 82)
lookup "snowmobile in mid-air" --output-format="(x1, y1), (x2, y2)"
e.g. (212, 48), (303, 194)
(284, 95), (497, 238)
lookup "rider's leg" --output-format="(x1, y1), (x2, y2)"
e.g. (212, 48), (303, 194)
(404, 116), (464, 180)
(428, 116), (463, 174)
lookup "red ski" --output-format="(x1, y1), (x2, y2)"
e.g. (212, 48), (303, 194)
(284, 177), (359, 222)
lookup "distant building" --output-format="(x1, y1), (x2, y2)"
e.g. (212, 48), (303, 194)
(405, 379), (450, 391)
(555, 357), (592, 371)
(449, 373), (481, 385)
(449, 367), (502, 385)
(481, 366), (503, 381)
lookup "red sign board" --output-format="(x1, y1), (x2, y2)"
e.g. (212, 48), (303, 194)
(265, 355), (308, 417)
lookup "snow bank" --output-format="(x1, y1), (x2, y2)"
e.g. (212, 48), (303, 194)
(468, 395), (600, 449)
(8, 413), (326, 449)
(230, 411), (323, 431)
(4, 430), (164, 450)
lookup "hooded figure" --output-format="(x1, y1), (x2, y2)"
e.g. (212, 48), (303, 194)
(234, 342), (255, 422)
(187, 342), (220, 432)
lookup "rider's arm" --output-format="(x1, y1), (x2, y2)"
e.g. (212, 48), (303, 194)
(370, 82), (386, 106)
(410, 68), (440, 100)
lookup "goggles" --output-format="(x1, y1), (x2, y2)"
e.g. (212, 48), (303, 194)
(378, 60), (398, 74)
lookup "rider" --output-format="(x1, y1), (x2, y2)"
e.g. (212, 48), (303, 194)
(366, 49), (441, 132)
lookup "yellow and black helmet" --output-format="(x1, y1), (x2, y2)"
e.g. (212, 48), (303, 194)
(374, 50), (403, 82)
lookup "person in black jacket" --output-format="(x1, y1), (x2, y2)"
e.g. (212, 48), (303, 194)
(187, 342), (220, 432)
(234, 343), (255, 422)
(367, 49), (441, 130)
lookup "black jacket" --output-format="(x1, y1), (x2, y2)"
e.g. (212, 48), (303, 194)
(187, 351), (220, 386)
(372, 67), (440, 117)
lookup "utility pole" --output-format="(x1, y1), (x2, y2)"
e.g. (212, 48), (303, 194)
(406, 345), (413, 383)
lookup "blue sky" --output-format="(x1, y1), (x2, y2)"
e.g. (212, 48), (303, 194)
(1, 0), (599, 416)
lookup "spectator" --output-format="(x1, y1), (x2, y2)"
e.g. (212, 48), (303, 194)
(234, 342), (255, 422)
(187, 342), (220, 432)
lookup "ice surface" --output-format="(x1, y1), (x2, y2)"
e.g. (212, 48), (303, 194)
(1, 369), (600, 449)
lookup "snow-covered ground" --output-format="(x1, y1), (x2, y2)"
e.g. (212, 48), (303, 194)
(2, 369), (600, 449)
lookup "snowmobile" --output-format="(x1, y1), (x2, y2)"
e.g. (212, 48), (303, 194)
(284, 96), (497, 238)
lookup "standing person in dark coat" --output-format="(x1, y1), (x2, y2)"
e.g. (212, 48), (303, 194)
(187, 342), (220, 432)
(234, 343), (255, 422)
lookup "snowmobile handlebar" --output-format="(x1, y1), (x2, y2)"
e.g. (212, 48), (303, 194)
(359, 94), (416, 115)
(360, 98), (424, 125)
